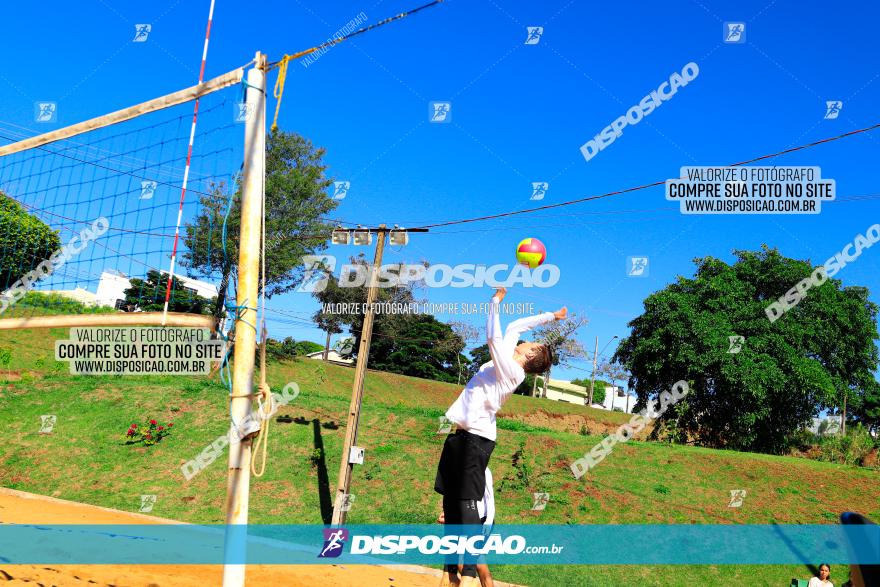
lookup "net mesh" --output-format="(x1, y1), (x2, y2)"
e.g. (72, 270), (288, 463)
(0, 86), (245, 320)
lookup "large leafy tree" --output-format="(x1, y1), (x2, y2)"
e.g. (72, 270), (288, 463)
(367, 313), (463, 383)
(0, 192), (61, 289)
(311, 254), (465, 382)
(613, 246), (879, 453)
(465, 343), (490, 382)
(122, 269), (215, 314)
(182, 130), (338, 322)
(857, 380), (880, 433)
(573, 378), (607, 405)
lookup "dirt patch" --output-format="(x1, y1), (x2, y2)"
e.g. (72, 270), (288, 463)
(859, 448), (879, 468)
(504, 409), (651, 437)
(0, 369), (21, 381)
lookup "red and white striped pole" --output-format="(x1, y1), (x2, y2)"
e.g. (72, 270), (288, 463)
(162, 0), (216, 324)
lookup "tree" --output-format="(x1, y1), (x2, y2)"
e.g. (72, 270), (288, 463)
(853, 379), (880, 434)
(182, 130), (338, 323)
(597, 360), (630, 410)
(256, 337), (323, 362)
(368, 313), (464, 382)
(311, 269), (348, 360)
(331, 336), (355, 357)
(447, 321), (479, 384)
(308, 254), (464, 382)
(122, 269), (215, 314)
(532, 313), (588, 397)
(573, 377), (607, 406)
(466, 343), (490, 381)
(613, 246), (879, 453)
(0, 192), (61, 289)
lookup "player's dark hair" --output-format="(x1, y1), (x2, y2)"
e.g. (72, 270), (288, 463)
(524, 344), (553, 374)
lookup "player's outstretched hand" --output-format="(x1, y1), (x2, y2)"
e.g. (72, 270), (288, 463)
(493, 287), (507, 302)
(553, 306), (568, 320)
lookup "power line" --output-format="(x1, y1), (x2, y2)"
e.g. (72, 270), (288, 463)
(266, 0), (446, 70)
(408, 122), (880, 230)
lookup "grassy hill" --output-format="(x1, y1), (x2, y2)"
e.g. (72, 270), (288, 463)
(1, 325), (878, 586)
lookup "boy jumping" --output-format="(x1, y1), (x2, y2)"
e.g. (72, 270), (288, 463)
(435, 287), (566, 584)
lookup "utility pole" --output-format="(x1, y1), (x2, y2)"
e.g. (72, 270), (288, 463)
(327, 225), (425, 525)
(331, 226), (386, 525)
(587, 335), (598, 405)
(587, 335), (619, 407)
(222, 51), (265, 587)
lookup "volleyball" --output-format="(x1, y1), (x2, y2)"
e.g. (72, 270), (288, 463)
(516, 237), (546, 269)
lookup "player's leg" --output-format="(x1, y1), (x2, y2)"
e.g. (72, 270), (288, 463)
(447, 497), (481, 579)
(475, 563), (494, 587)
(441, 494), (463, 586)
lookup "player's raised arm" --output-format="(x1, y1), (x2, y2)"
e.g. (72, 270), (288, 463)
(486, 288), (520, 381)
(502, 305), (565, 348)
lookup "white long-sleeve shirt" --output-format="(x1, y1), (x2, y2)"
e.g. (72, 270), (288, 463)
(445, 299), (554, 441)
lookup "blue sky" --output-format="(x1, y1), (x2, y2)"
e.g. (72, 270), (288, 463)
(1, 0), (878, 384)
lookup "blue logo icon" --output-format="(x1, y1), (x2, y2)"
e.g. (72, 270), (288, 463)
(140, 180), (158, 200)
(525, 26), (544, 45)
(318, 528), (348, 558)
(723, 22), (745, 43)
(530, 182), (549, 201)
(133, 24), (152, 42)
(429, 101), (452, 123)
(35, 102), (57, 123)
(627, 256), (649, 277)
(824, 101), (842, 120)
(332, 181), (350, 200)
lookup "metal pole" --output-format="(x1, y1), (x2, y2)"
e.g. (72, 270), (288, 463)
(587, 335), (598, 405)
(331, 225), (387, 525)
(221, 52), (265, 587)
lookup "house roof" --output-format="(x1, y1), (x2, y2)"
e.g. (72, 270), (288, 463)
(545, 379), (589, 396)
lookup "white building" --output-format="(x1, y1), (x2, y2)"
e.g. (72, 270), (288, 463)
(536, 377), (636, 412)
(540, 378), (589, 404)
(600, 384), (637, 413)
(50, 270), (218, 309)
(306, 349), (354, 366)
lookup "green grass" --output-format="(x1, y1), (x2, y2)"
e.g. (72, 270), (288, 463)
(0, 327), (878, 586)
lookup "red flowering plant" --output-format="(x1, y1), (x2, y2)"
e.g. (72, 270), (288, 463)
(124, 419), (174, 446)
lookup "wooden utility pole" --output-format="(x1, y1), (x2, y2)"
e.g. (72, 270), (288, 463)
(331, 225), (387, 525)
(587, 335), (598, 405)
(222, 52), (265, 587)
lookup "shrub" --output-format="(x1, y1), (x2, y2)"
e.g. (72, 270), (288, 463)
(124, 419), (173, 446)
(817, 425), (875, 467)
(511, 439), (531, 489)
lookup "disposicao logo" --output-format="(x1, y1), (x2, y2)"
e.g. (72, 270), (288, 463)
(318, 528), (348, 558)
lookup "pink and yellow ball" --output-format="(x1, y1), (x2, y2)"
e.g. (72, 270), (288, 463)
(516, 238), (546, 269)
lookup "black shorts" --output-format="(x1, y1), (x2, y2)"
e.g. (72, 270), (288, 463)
(434, 429), (495, 500)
